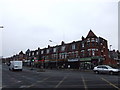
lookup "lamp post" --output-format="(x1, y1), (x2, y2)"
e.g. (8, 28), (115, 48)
(110, 45), (112, 51)
(0, 26), (3, 64)
(49, 40), (58, 69)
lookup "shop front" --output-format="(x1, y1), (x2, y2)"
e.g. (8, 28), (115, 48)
(79, 56), (105, 69)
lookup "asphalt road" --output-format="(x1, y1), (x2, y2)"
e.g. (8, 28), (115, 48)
(2, 64), (120, 90)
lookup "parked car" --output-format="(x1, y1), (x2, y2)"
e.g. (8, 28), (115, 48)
(93, 65), (120, 75)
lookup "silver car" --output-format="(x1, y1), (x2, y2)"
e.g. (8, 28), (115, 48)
(93, 65), (120, 75)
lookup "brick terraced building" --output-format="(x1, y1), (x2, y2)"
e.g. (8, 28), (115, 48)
(5, 30), (118, 69)
(27, 30), (111, 69)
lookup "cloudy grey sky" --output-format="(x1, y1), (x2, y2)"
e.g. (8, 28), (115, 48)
(0, 0), (118, 58)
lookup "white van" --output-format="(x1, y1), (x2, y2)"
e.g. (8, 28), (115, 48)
(9, 61), (23, 71)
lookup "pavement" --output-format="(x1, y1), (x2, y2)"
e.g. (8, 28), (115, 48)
(23, 66), (93, 72)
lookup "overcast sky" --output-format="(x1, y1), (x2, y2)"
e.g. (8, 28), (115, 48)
(0, 0), (119, 58)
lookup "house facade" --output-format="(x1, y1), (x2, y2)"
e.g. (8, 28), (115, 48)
(5, 30), (118, 69)
(35, 30), (110, 69)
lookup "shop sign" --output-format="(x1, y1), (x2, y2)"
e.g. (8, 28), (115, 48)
(80, 58), (91, 61)
(68, 59), (78, 62)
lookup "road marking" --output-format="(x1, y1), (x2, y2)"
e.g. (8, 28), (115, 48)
(101, 77), (120, 90)
(37, 77), (50, 82)
(28, 77), (50, 87)
(19, 85), (30, 88)
(81, 76), (88, 90)
(55, 76), (67, 88)
(17, 81), (22, 83)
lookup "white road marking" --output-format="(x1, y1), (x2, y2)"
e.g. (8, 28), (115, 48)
(37, 77), (49, 82)
(55, 76), (67, 88)
(101, 77), (120, 90)
(28, 77), (50, 87)
(19, 85), (30, 88)
(17, 81), (22, 83)
(81, 76), (88, 90)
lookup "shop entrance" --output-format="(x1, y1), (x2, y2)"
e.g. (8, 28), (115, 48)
(80, 62), (91, 69)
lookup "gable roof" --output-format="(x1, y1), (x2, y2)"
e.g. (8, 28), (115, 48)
(86, 30), (97, 38)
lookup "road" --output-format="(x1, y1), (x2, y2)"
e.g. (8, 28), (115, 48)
(2, 64), (120, 90)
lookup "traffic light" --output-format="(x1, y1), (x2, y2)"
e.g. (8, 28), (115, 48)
(32, 59), (34, 62)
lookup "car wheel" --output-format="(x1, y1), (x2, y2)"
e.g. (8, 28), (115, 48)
(95, 71), (99, 74)
(109, 71), (113, 75)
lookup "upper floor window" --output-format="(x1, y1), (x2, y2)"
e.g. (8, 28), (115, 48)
(81, 50), (85, 52)
(88, 49), (91, 51)
(41, 50), (44, 54)
(81, 50), (85, 56)
(36, 51), (39, 55)
(72, 44), (76, 50)
(82, 43), (84, 47)
(96, 38), (98, 42)
(47, 49), (49, 54)
(61, 46), (65, 51)
(53, 48), (57, 53)
(91, 38), (95, 42)
(96, 49), (98, 51)
(32, 52), (34, 56)
(29, 52), (31, 56)
(101, 43), (103, 45)
(87, 38), (90, 42)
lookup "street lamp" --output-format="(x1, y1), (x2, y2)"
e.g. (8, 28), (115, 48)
(0, 26), (3, 64)
(49, 40), (58, 69)
(110, 45), (112, 51)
